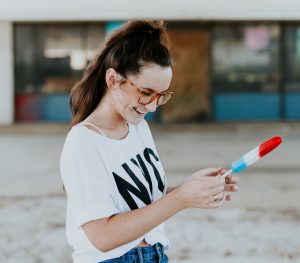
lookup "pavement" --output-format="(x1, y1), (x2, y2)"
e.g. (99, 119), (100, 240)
(1, 122), (299, 263)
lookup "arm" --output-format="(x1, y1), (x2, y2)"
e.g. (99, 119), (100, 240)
(83, 168), (226, 252)
(83, 188), (184, 252)
(166, 186), (178, 194)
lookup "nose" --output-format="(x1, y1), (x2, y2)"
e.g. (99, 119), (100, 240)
(145, 99), (157, 112)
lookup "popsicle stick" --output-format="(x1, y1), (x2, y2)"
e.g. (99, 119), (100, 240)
(221, 169), (232, 178)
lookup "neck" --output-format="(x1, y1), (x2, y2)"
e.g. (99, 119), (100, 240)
(87, 95), (127, 131)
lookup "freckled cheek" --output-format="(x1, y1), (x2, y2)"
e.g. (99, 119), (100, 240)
(127, 96), (141, 109)
(114, 89), (139, 112)
(119, 97), (137, 113)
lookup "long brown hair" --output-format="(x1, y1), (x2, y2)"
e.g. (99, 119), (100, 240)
(69, 20), (172, 127)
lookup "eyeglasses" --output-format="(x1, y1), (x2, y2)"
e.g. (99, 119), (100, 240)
(117, 72), (173, 106)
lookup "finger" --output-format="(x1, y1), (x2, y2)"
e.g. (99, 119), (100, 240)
(194, 170), (222, 181)
(211, 175), (225, 188)
(196, 176), (218, 181)
(188, 168), (223, 181)
(208, 185), (225, 196)
(218, 168), (228, 176)
(225, 194), (231, 201)
(196, 175), (225, 187)
(225, 175), (239, 184)
(204, 167), (223, 177)
(209, 192), (224, 203)
(225, 176), (231, 184)
(224, 184), (239, 192)
(207, 196), (225, 208)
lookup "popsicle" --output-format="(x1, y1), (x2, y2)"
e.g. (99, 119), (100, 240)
(222, 136), (283, 178)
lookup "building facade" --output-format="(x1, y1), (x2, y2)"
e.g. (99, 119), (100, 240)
(1, 0), (300, 125)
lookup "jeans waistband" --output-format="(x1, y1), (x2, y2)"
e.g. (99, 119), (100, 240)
(102, 243), (165, 262)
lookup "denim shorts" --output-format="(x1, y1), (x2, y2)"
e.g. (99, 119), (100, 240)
(99, 243), (168, 263)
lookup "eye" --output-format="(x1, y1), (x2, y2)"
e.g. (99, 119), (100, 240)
(141, 91), (153, 97)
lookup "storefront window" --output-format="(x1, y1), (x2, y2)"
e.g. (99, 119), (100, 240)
(14, 23), (105, 121)
(212, 24), (280, 92)
(284, 26), (300, 91)
(15, 23), (105, 95)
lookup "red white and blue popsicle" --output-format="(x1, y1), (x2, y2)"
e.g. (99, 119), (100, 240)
(222, 136), (283, 178)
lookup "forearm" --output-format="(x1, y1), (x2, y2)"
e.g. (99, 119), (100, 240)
(166, 186), (178, 194)
(85, 188), (184, 252)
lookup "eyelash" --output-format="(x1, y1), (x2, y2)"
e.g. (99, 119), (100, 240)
(141, 91), (153, 96)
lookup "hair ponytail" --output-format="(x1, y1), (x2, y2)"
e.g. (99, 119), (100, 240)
(69, 20), (172, 127)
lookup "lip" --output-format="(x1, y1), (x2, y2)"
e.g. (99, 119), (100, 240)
(133, 107), (147, 116)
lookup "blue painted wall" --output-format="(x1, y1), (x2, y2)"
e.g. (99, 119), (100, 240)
(42, 95), (71, 121)
(214, 93), (281, 121)
(105, 21), (125, 36)
(285, 93), (300, 120)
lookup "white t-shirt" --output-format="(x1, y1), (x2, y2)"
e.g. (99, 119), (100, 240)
(60, 119), (169, 263)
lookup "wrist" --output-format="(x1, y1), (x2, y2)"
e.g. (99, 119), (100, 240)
(168, 186), (188, 211)
(166, 186), (177, 194)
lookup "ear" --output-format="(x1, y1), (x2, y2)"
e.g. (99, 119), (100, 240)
(105, 68), (118, 90)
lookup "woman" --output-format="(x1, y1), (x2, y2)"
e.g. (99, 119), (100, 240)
(60, 20), (238, 263)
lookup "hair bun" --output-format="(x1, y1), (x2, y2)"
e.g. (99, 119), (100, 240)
(124, 20), (168, 46)
(142, 27), (162, 42)
(107, 20), (169, 49)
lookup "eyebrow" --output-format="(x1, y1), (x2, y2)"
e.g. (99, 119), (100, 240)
(132, 84), (155, 93)
(141, 87), (171, 93)
(140, 87), (155, 92)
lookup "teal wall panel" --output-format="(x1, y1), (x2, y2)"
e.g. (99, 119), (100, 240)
(42, 95), (71, 121)
(214, 93), (281, 121)
(285, 93), (300, 120)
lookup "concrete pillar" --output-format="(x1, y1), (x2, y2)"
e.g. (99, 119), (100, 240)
(0, 22), (14, 125)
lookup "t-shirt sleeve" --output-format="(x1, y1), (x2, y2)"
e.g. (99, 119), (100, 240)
(60, 129), (120, 228)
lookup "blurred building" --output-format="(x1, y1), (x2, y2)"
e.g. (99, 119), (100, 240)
(1, 0), (300, 125)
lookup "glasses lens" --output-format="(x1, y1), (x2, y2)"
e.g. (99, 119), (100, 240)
(139, 92), (172, 105)
(139, 93), (157, 105)
(157, 93), (172, 105)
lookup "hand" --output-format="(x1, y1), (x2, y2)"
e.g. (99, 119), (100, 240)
(223, 174), (239, 201)
(176, 168), (225, 209)
(184, 167), (224, 183)
(209, 168), (239, 201)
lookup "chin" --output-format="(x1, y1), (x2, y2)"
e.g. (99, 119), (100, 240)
(127, 116), (144, 125)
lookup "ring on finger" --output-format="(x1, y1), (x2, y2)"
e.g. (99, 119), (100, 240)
(218, 195), (224, 202)
(213, 194), (219, 202)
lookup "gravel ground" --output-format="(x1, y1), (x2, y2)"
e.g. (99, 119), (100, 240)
(1, 123), (299, 263)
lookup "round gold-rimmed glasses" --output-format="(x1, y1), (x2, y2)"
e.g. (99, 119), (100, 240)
(117, 72), (173, 106)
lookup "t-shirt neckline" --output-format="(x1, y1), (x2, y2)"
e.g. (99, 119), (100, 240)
(80, 122), (133, 143)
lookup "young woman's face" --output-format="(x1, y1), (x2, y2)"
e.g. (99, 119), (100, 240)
(111, 63), (173, 125)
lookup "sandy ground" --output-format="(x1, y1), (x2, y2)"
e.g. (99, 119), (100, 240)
(0, 123), (300, 263)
